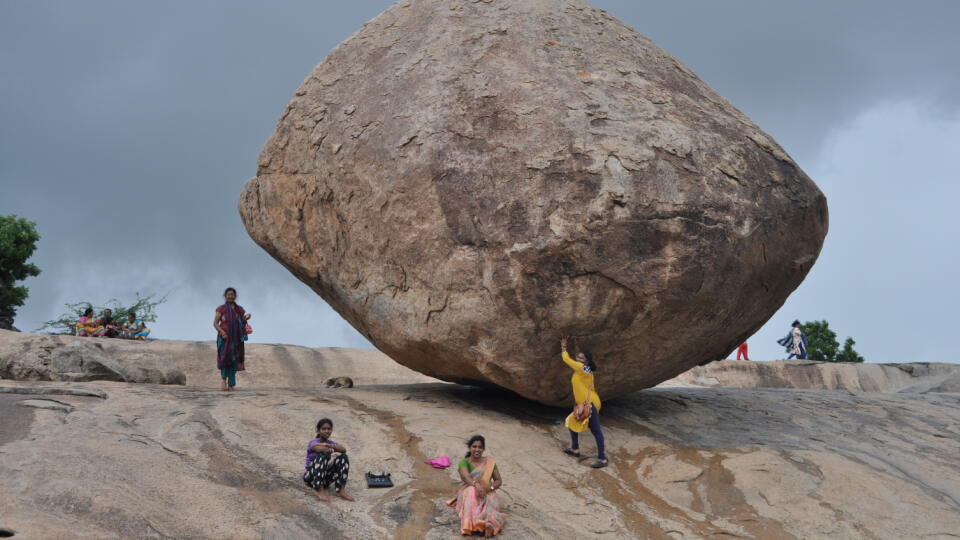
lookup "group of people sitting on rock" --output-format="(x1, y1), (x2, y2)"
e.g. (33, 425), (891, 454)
(301, 335), (607, 537)
(75, 307), (150, 340)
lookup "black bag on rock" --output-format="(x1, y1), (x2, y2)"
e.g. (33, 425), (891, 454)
(365, 472), (393, 488)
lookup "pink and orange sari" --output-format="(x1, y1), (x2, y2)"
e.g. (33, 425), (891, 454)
(76, 317), (105, 337)
(446, 458), (506, 536)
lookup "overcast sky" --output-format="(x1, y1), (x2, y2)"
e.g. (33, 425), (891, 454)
(2, 1), (958, 363)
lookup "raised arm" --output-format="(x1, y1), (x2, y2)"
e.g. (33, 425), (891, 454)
(560, 336), (583, 370)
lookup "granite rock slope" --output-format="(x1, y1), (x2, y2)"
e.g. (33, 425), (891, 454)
(239, 0), (828, 404)
(2, 332), (958, 538)
(1, 381), (957, 539)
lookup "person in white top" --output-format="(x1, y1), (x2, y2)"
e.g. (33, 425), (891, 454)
(787, 320), (807, 359)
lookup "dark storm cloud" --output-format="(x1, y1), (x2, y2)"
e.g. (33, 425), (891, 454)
(2, 1), (958, 358)
(593, 0), (960, 160)
(1, 1), (392, 339)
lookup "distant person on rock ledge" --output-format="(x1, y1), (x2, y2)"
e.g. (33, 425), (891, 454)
(123, 312), (150, 340)
(213, 287), (251, 391)
(303, 418), (354, 502)
(560, 336), (607, 468)
(76, 307), (105, 337)
(736, 342), (750, 361)
(101, 308), (121, 338)
(777, 320), (807, 360)
(447, 434), (505, 537)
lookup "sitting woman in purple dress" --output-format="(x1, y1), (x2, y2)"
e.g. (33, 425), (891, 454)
(303, 418), (354, 502)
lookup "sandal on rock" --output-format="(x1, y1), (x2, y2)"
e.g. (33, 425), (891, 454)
(563, 448), (581, 457)
(590, 459), (609, 468)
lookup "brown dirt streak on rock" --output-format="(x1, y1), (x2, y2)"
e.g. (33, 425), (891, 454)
(612, 447), (730, 538)
(589, 463), (674, 539)
(810, 492), (882, 540)
(335, 393), (453, 539)
(688, 451), (799, 540)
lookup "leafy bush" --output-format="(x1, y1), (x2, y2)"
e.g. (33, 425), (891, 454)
(801, 320), (838, 362)
(836, 337), (865, 363)
(37, 292), (167, 335)
(798, 320), (864, 362)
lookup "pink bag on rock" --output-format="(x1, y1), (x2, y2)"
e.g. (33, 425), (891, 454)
(425, 456), (451, 469)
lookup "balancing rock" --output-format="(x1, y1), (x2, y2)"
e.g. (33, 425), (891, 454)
(239, 0), (828, 405)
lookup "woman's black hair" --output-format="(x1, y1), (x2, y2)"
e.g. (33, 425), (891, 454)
(581, 349), (597, 373)
(316, 418), (333, 432)
(82, 307), (94, 317)
(224, 287), (237, 297)
(792, 320), (801, 327)
(465, 434), (485, 458)
(128, 311), (136, 318)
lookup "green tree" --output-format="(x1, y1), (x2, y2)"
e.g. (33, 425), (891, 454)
(0, 215), (42, 322)
(37, 292), (167, 335)
(836, 337), (865, 363)
(796, 320), (864, 362)
(800, 320), (839, 361)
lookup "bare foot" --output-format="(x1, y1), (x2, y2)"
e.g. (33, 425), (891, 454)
(221, 382), (228, 391)
(485, 523), (495, 537)
(315, 489), (331, 502)
(228, 386), (235, 392)
(335, 489), (355, 502)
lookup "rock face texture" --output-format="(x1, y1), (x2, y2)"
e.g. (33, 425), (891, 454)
(239, 0), (828, 404)
(0, 330), (435, 387)
(0, 331), (186, 385)
(661, 359), (960, 393)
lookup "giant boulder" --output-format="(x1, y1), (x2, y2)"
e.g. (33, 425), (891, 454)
(239, 0), (828, 405)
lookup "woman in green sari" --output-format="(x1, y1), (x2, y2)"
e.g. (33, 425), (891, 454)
(447, 434), (506, 537)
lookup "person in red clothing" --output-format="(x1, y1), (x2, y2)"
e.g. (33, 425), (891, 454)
(736, 342), (750, 361)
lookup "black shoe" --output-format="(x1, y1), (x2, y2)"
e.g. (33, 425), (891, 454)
(590, 459), (608, 468)
(563, 448), (581, 457)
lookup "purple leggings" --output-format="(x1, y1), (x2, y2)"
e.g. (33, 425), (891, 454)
(569, 404), (606, 460)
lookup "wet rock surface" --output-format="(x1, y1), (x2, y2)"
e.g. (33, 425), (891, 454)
(239, 0), (828, 404)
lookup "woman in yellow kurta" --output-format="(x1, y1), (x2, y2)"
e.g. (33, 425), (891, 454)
(560, 336), (607, 468)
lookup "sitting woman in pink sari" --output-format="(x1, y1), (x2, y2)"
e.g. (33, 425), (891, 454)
(447, 435), (506, 537)
(76, 307), (105, 337)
